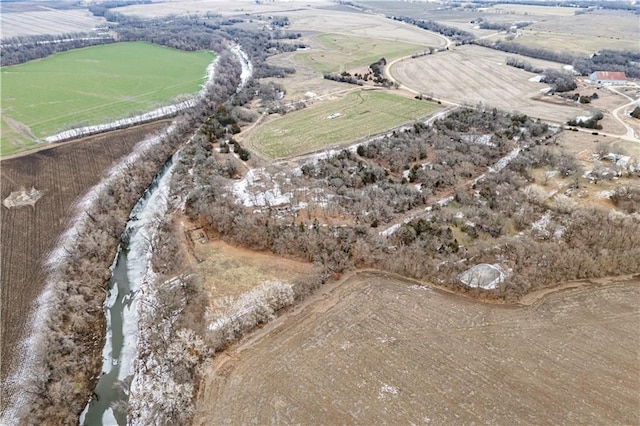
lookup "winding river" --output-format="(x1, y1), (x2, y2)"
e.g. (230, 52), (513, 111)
(80, 159), (175, 425)
(79, 43), (253, 425)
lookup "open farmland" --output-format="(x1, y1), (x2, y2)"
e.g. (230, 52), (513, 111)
(0, 9), (106, 39)
(246, 90), (440, 159)
(0, 121), (169, 386)
(484, 9), (639, 54)
(295, 33), (428, 74)
(195, 272), (640, 425)
(0, 42), (213, 148)
(391, 45), (591, 123)
(116, 0), (447, 48)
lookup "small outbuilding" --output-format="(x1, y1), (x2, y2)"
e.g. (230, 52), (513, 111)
(589, 71), (626, 85)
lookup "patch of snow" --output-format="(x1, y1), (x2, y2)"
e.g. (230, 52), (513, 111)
(379, 223), (401, 236)
(409, 284), (430, 291)
(102, 408), (117, 425)
(232, 168), (292, 207)
(531, 211), (552, 238)
(378, 384), (400, 399)
(461, 134), (496, 147)
(574, 115), (593, 123)
(489, 148), (521, 173)
(605, 153), (631, 167)
(459, 263), (508, 290)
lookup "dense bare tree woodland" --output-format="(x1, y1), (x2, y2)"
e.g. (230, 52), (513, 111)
(177, 108), (640, 301)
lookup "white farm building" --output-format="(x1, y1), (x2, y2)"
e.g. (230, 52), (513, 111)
(589, 71), (626, 85)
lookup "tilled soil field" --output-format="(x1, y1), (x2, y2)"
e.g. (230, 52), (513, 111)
(195, 271), (639, 425)
(0, 121), (168, 385)
(391, 45), (591, 123)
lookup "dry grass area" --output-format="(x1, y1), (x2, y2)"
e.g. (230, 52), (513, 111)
(508, 30), (640, 56)
(491, 4), (579, 16)
(0, 121), (168, 384)
(117, 0), (446, 48)
(184, 233), (314, 300)
(246, 90), (440, 159)
(483, 10), (640, 54)
(391, 45), (592, 123)
(116, 0), (331, 18)
(194, 271), (640, 425)
(0, 9), (106, 39)
(294, 33), (427, 74)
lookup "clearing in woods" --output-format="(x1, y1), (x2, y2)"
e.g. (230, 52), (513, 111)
(390, 44), (591, 123)
(182, 233), (316, 300)
(0, 42), (213, 152)
(194, 272), (640, 425)
(0, 121), (169, 389)
(246, 90), (440, 159)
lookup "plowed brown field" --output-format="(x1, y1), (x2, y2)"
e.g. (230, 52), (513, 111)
(390, 45), (590, 123)
(195, 272), (640, 425)
(0, 121), (168, 384)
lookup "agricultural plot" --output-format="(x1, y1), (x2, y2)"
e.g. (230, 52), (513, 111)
(391, 45), (590, 123)
(1, 42), (213, 145)
(247, 90), (440, 159)
(0, 9), (106, 39)
(0, 121), (168, 386)
(195, 272), (640, 425)
(295, 33), (428, 74)
(487, 10), (639, 54)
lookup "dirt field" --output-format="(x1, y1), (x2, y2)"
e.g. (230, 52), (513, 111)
(0, 9), (106, 39)
(391, 45), (592, 123)
(194, 271), (640, 425)
(181, 230), (314, 300)
(0, 121), (168, 384)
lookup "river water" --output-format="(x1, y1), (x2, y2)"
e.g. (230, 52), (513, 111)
(79, 43), (253, 425)
(80, 159), (174, 426)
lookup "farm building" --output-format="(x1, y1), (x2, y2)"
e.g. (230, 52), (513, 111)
(589, 71), (626, 85)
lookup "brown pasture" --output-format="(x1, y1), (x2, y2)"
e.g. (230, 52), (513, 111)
(0, 9), (106, 39)
(0, 121), (168, 385)
(391, 45), (592, 123)
(194, 271), (640, 425)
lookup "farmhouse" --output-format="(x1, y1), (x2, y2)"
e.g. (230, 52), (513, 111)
(589, 71), (626, 85)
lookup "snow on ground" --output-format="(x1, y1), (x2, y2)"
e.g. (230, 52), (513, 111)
(232, 168), (292, 207)
(129, 45), (255, 424)
(489, 148), (521, 173)
(101, 283), (118, 375)
(531, 211), (552, 238)
(461, 134), (496, 147)
(0, 127), (176, 425)
(459, 263), (509, 290)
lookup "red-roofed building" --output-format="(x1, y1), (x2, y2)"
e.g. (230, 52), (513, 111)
(589, 71), (627, 85)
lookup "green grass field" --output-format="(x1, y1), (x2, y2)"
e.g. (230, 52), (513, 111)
(1, 41), (214, 155)
(248, 90), (440, 159)
(295, 33), (427, 74)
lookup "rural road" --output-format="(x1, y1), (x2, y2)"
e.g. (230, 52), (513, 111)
(608, 87), (640, 143)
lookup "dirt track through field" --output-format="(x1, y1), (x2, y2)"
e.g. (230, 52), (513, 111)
(195, 271), (639, 425)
